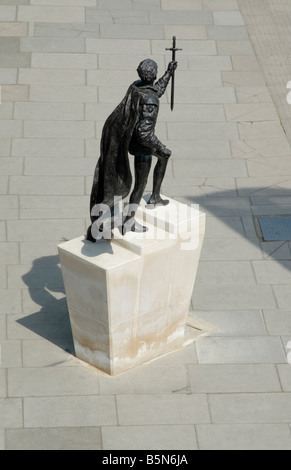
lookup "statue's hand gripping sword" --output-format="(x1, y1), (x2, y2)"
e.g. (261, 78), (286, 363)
(166, 36), (182, 111)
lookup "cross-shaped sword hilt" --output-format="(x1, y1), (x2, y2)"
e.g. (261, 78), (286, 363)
(165, 36), (182, 61)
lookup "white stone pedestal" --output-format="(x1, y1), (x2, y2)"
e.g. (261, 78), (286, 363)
(58, 196), (206, 376)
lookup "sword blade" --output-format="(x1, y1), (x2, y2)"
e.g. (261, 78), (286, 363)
(171, 71), (175, 111)
(171, 36), (176, 111)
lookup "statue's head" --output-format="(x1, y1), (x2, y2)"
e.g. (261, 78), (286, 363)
(137, 59), (158, 83)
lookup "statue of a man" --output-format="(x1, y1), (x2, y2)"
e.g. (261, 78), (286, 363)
(87, 58), (177, 242)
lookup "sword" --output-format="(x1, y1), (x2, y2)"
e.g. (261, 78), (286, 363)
(166, 36), (182, 111)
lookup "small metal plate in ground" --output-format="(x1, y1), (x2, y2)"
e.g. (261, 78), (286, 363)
(258, 216), (291, 241)
(183, 316), (217, 346)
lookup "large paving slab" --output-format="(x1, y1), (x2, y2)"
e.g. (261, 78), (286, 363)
(1, 0), (291, 451)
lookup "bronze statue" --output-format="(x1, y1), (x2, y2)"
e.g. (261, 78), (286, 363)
(87, 39), (180, 242)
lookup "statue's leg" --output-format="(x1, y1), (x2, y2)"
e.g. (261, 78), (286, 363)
(86, 205), (113, 242)
(147, 157), (169, 207)
(87, 197), (114, 243)
(130, 154), (152, 204)
(123, 154), (152, 233)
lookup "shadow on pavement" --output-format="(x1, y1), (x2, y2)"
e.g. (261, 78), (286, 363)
(18, 255), (75, 355)
(175, 186), (291, 261)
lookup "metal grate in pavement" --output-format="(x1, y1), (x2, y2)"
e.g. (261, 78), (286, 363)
(258, 216), (291, 241)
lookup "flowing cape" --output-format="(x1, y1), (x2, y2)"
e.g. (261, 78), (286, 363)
(89, 82), (142, 220)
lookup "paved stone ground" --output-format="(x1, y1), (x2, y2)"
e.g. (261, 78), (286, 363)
(1, 0), (291, 450)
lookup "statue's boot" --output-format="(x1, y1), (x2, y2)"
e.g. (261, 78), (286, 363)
(122, 216), (148, 235)
(86, 225), (96, 243)
(146, 196), (169, 208)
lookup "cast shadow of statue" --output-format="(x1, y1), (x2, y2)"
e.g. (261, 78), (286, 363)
(177, 185), (291, 267)
(17, 254), (75, 355)
(17, 238), (114, 356)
